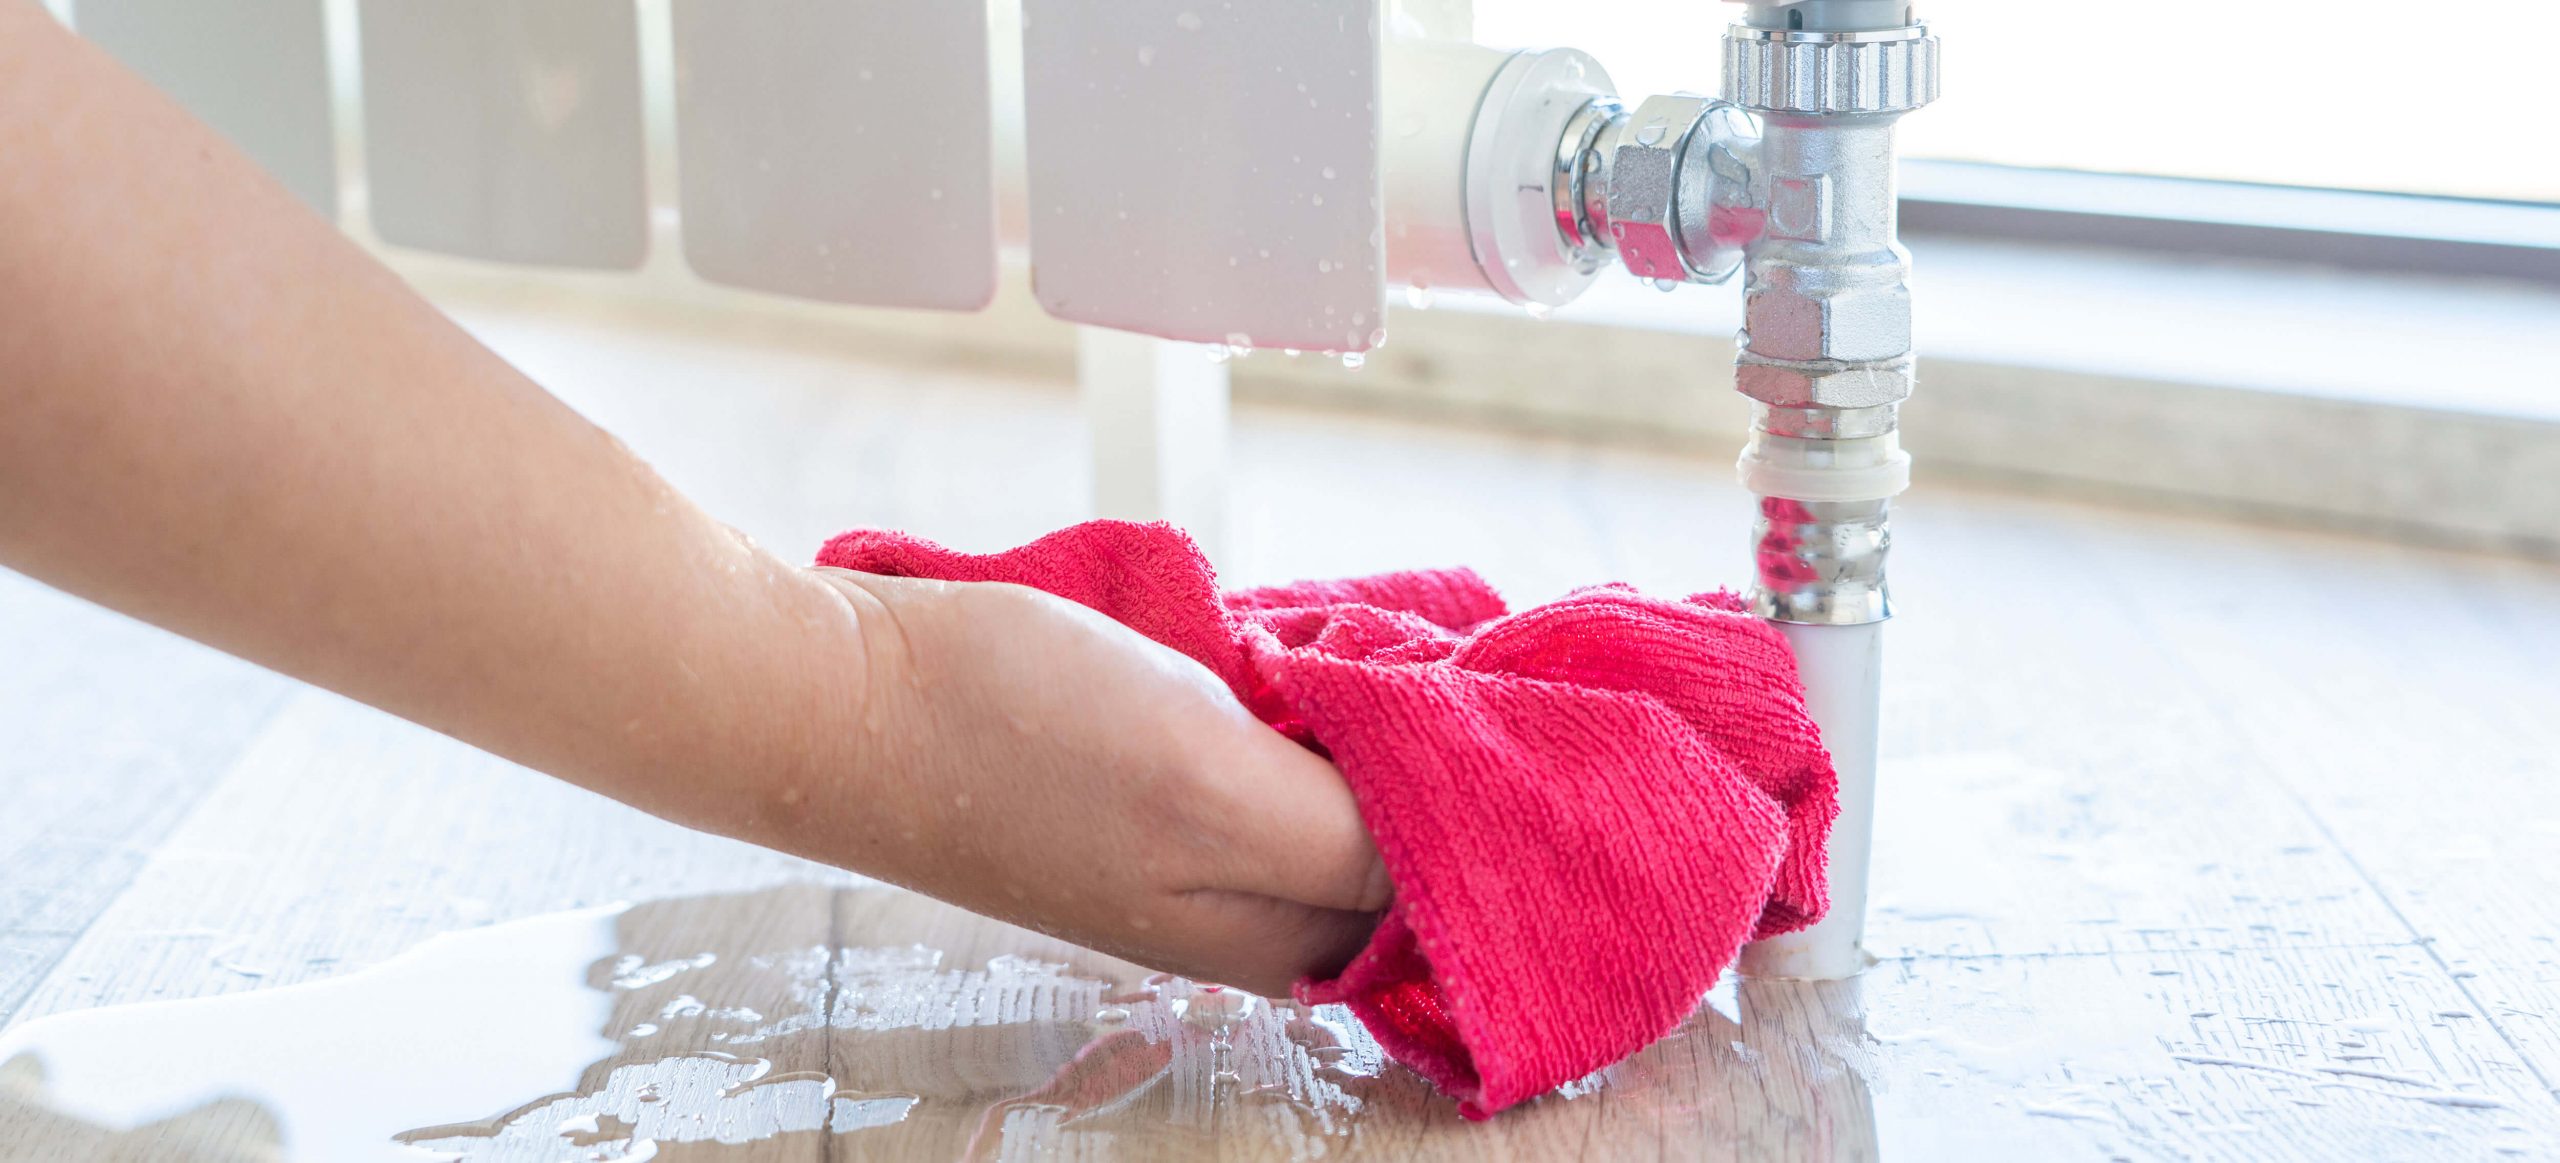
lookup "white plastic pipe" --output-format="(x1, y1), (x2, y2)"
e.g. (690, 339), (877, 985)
(1380, 37), (1510, 297)
(1077, 327), (1232, 564)
(1382, 40), (1619, 307)
(1739, 620), (1881, 980)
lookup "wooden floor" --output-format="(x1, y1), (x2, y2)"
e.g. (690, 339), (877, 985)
(3, 297), (2558, 1161)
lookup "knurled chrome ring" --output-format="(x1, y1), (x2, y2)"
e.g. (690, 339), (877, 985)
(1722, 24), (1939, 116)
(1551, 97), (1622, 271)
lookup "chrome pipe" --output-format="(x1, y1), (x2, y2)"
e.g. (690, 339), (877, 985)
(1721, 2), (1936, 980)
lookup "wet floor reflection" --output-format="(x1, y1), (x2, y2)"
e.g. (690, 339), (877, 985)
(0, 884), (1884, 1161)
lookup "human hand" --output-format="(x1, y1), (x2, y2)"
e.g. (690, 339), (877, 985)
(761, 567), (1389, 998)
(0, 2), (1380, 1003)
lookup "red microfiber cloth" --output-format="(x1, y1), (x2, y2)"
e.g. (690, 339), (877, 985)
(817, 520), (1837, 1119)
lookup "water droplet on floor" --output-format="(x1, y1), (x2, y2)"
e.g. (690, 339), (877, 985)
(211, 955), (268, 978)
(610, 953), (716, 991)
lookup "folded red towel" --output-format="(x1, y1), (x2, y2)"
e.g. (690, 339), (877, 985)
(817, 521), (1836, 1118)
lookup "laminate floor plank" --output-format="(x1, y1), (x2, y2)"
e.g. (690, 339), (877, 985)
(0, 569), (295, 1024)
(1, 298), (2552, 1160)
(7, 691), (852, 1026)
(2060, 511), (2560, 1104)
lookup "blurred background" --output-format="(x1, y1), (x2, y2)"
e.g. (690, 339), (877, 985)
(31, 0), (2560, 562)
(1493, 0), (2560, 201)
(9, 6), (2560, 1156)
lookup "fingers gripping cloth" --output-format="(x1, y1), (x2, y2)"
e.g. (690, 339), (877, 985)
(817, 521), (1838, 1119)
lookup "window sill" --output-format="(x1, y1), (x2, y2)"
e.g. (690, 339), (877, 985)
(383, 235), (2560, 561)
(1381, 237), (2560, 559)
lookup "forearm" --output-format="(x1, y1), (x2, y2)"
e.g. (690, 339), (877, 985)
(0, 10), (1388, 993)
(0, 7), (858, 833)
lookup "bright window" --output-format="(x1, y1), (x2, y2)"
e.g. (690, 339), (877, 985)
(1472, 0), (2560, 205)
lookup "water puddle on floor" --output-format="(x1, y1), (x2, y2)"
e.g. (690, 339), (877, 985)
(6, 877), (2533, 1158)
(0, 884), (1460, 1162)
(0, 883), (1906, 1160)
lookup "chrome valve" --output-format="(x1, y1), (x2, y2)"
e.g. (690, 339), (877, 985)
(1537, 1), (1938, 626)
(1427, 1), (1935, 627)
(1381, 0), (1943, 984)
(1724, 23), (1941, 117)
(1553, 95), (1763, 286)
(1725, 4), (1935, 626)
(1536, 92), (1761, 286)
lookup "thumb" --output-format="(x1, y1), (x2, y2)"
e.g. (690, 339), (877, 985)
(1209, 721), (1394, 915)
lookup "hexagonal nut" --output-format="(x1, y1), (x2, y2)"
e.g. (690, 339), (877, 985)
(1745, 283), (1913, 363)
(1744, 288), (1824, 362)
(1735, 359), (1917, 409)
(1819, 284), (1912, 362)
(1606, 95), (1711, 284)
